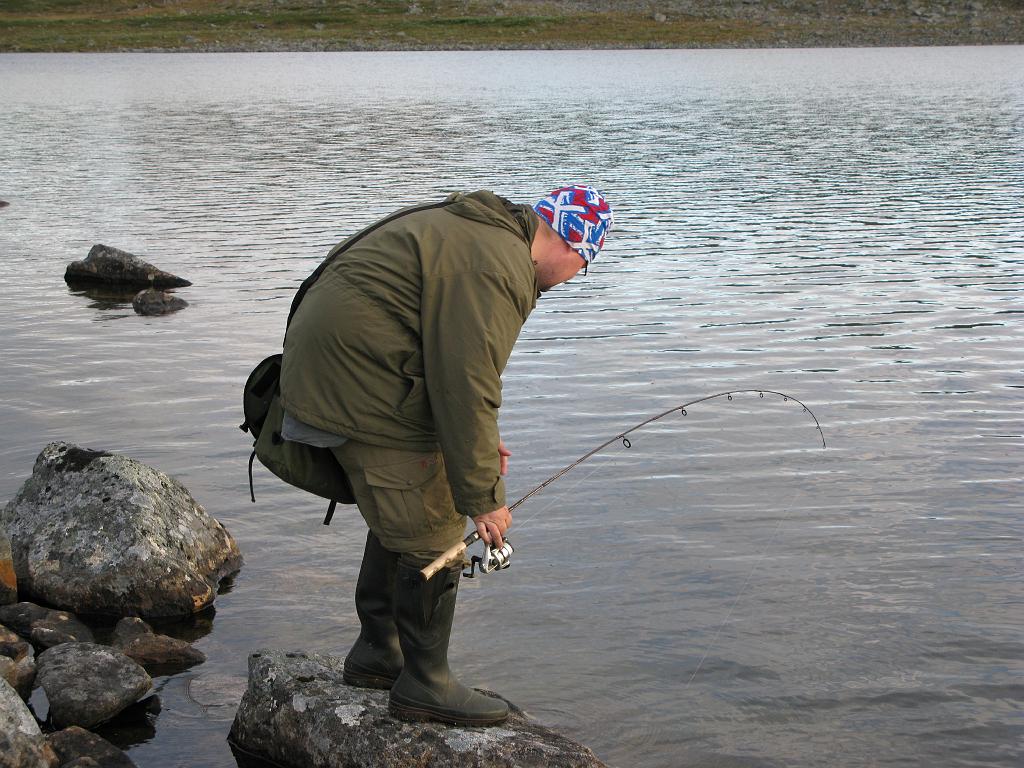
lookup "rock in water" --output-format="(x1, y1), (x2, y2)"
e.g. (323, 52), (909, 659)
(47, 726), (137, 767)
(131, 287), (188, 316)
(112, 617), (205, 673)
(64, 244), (191, 288)
(229, 650), (608, 768)
(0, 442), (242, 618)
(0, 531), (15, 605)
(36, 643), (151, 729)
(0, 677), (58, 768)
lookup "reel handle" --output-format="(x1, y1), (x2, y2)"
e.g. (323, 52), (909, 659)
(420, 531), (480, 581)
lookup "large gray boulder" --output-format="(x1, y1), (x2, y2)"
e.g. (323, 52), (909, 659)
(0, 531), (15, 605)
(36, 643), (151, 729)
(0, 677), (57, 768)
(0, 442), (242, 618)
(229, 650), (608, 768)
(64, 244), (191, 288)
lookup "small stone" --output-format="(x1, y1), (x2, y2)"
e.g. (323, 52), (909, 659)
(0, 200), (9, 208)
(652, 12), (667, 22)
(0, 602), (94, 650)
(314, 22), (325, 30)
(112, 617), (205, 673)
(0, 653), (35, 699)
(37, 643), (151, 729)
(131, 288), (188, 316)
(48, 726), (136, 768)
(407, 3), (423, 14)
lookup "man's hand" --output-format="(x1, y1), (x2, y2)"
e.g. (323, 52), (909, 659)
(498, 440), (512, 476)
(473, 506), (511, 549)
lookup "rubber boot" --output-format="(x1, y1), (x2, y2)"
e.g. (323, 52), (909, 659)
(343, 532), (404, 689)
(389, 561), (509, 726)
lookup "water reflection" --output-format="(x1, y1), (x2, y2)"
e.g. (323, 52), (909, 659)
(0, 47), (1022, 768)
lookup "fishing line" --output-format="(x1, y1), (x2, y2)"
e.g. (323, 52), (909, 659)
(421, 389), (826, 580)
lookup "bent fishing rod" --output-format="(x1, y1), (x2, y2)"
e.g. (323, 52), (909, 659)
(420, 389), (826, 581)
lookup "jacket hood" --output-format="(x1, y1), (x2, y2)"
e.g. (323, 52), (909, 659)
(444, 190), (539, 247)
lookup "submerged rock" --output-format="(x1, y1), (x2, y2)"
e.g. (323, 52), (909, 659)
(64, 244), (191, 288)
(0, 677), (58, 768)
(0, 603), (94, 650)
(229, 649), (608, 768)
(0, 442), (243, 618)
(112, 617), (205, 673)
(0, 531), (15, 605)
(47, 726), (137, 768)
(131, 288), (188, 316)
(36, 643), (151, 729)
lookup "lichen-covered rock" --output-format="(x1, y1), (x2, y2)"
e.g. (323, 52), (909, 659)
(229, 650), (608, 768)
(47, 726), (137, 768)
(0, 531), (16, 605)
(0, 677), (58, 768)
(0, 443), (242, 618)
(112, 617), (205, 673)
(36, 643), (151, 729)
(0, 603), (94, 650)
(64, 244), (191, 288)
(131, 288), (188, 316)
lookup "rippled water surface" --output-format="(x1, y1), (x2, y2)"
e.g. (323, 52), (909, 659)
(1, 48), (1022, 768)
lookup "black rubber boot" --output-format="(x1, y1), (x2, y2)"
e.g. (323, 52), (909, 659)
(343, 532), (404, 689)
(389, 561), (509, 726)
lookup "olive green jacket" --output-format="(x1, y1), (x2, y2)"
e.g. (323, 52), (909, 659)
(280, 191), (540, 518)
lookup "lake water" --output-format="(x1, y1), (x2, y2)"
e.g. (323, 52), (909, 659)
(1, 47), (1022, 768)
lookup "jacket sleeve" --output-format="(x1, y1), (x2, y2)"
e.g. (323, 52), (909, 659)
(421, 269), (527, 517)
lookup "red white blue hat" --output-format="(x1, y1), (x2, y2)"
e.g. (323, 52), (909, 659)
(533, 185), (613, 263)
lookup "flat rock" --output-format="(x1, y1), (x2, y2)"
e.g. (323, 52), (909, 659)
(0, 442), (242, 618)
(0, 200), (8, 209)
(64, 244), (191, 289)
(47, 726), (136, 768)
(36, 643), (151, 729)
(112, 618), (205, 673)
(0, 603), (94, 650)
(0, 677), (58, 768)
(229, 649), (608, 768)
(131, 288), (188, 316)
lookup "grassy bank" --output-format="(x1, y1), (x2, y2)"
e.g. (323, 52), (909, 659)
(1, 0), (1022, 52)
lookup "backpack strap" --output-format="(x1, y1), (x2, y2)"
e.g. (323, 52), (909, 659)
(285, 197), (457, 331)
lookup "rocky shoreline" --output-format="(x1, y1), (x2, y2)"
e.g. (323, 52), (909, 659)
(1, 1), (1022, 52)
(1, 443), (607, 767)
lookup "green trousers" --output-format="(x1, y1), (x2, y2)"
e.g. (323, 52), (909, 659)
(331, 441), (467, 562)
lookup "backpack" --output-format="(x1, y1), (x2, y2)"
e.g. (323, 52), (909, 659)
(241, 197), (457, 524)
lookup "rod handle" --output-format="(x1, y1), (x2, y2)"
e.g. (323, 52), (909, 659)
(420, 531), (479, 581)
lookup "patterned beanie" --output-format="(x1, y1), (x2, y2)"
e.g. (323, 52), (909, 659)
(533, 185), (613, 262)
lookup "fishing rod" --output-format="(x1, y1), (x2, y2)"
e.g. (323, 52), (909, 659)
(420, 389), (826, 581)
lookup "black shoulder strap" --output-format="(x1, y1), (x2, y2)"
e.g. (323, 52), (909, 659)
(286, 197), (456, 330)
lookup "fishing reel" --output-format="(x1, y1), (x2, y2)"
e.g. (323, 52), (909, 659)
(464, 538), (514, 578)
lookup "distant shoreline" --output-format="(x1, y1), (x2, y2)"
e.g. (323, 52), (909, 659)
(2, 1), (1022, 54)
